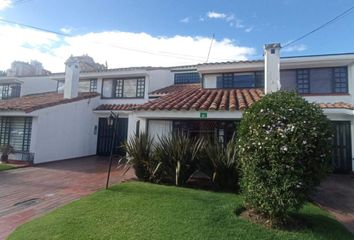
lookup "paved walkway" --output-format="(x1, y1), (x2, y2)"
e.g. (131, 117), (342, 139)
(313, 174), (354, 234)
(0, 156), (134, 240)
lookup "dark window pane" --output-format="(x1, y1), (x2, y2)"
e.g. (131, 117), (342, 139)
(333, 67), (348, 93)
(0, 84), (21, 99)
(0, 117), (32, 152)
(174, 72), (200, 84)
(296, 69), (310, 94)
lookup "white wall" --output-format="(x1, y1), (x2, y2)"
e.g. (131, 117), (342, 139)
(148, 120), (173, 141)
(203, 74), (218, 89)
(20, 76), (58, 96)
(148, 69), (174, 92)
(31, 96), (100, 164)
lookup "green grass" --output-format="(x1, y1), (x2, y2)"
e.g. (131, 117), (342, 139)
(8, 182), (353, 240)
(0, 163), (15, 171)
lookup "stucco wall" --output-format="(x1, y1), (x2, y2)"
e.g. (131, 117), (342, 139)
(20, 76), (58, 96)
(147, 120), (173, 141)
(31, 97), (100, 164)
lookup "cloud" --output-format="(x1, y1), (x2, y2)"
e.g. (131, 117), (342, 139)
(180, 17), (189, 23)
(207, 11), (227, 19)
(282, 44), (307, 52)
(0, 23), (256, 72)
(0, 0), (12, 10)
(206, 11), (252, 31)
(60, 27), (73, 34)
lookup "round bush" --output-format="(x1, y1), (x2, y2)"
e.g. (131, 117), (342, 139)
(237, 91), (332, 222)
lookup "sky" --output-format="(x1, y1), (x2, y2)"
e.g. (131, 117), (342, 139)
(0, 0), (353, 72)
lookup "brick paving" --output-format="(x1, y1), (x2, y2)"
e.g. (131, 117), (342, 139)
(313, 174), (354, 234)
(0, 156), (134, 240)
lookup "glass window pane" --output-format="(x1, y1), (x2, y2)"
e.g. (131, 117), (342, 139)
(174, 72), (200, 84)
(79, 81), (90, 92)
(123, 79), (137, 98)
(234, 73), (255, 88)
(102, 79), (113, 98)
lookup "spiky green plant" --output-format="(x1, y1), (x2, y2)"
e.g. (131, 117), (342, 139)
(155, 132), (204, 186)
(122, 133), (161, 182)
(203, 135), (239, 191)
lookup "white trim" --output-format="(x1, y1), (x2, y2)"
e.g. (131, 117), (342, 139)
(134, 110), (243, 119)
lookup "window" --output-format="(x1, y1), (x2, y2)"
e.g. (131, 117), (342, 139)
(291, 67), (349, 94)
(333, 67), (348, 93)
(0, 117), (32, 152)
(89, 79), (98, 92)
(57, 79), (98, 93)
(296, 69), (310, 94)
(0, 84), (21, 100)
(219, 72), (263, 88)
(102, 77), (145, 98)
(174, 72), (201, 84)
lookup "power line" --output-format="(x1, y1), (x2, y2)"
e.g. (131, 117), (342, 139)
(205, 33), (215, 63)
(282, 5), (354, 48)
(0, 18), (223, 62)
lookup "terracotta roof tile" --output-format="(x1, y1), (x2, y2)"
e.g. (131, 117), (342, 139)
(149, 84), (200, 96)
(0, 92), (99, 113)
(138, 86), (264, 111)
(95, 104), (139, 111)
(319, 102), (354, 110)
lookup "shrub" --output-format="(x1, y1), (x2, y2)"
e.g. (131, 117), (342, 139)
(0, 144), (14, 163)
(202, 135), (239, 192)
(155, 132), (204, 186)
(122, 133), (161, 182)
(237, 91), (332, 224)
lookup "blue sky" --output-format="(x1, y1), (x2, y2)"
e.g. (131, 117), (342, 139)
(0, 0), (353, 71)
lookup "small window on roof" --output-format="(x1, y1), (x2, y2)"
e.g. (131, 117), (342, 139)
(174, 72), (201, 84)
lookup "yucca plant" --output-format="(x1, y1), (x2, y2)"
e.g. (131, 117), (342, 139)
(155, 132), (204, 186)
(203, 135), (239, 192)
(121, 133), (161, 182)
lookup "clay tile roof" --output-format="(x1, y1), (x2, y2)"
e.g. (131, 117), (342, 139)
(138, 86), (264, 111)
(0, 92), (99, 113)
(95, 104), (139, 111)
(319, 102), (354, 110)
(149, 84), (200, 97)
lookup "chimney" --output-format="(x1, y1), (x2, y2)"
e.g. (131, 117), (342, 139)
(64, 56), (80, 99)
(264, 43), (281, 94)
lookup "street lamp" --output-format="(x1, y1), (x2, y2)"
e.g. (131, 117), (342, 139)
(105, 111), (119, 189)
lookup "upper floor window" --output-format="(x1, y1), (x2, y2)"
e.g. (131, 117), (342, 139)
(57, 79), (98, 93)
(296, 69), (310, 94)
(102, 77), (145, 99)
(333, 67), (348, 93)
(174, 72), (201, 84)
(217, 71), (264, 88)
(0, 83), (21, 100)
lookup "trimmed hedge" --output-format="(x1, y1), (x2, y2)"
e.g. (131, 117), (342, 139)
(237, 91), (332, 223)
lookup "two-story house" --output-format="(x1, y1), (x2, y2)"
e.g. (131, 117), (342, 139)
(0, 44), (353, 174)
(120, 44), (354, 173)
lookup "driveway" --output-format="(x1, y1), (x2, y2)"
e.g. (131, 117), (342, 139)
(313, 174), (354, 234)
(0, 156), (134, 240)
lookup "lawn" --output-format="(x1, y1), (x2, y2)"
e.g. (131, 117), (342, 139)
(8, 182), (353, 240)
(0, 163), (15, 171)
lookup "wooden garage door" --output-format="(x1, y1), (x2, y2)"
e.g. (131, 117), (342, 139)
(332, 121), (352, 173)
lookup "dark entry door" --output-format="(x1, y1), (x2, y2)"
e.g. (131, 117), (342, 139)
(332, 121), (352, 173)
(97, 118), (128, 156)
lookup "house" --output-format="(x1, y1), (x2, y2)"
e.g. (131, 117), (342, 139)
(0, 44), (353, 174)
(119, 44), (354, 173)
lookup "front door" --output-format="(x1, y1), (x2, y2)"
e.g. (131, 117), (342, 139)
(332, 121), (352, 173)
(97, 118), (128, 156)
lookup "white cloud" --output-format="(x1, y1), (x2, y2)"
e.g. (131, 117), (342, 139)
(282, 44), (307, 52)
(180, 17), (189, 23)
(245, 27), (254, 33)
(0, 0), (12, 10)
(207, 11), (227, 19)
(60, 27), (73, 34)
(0, 23), (256, 72)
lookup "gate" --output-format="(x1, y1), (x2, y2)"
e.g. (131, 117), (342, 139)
(332, 121), (352, 173)
(97, 118), (128, 156)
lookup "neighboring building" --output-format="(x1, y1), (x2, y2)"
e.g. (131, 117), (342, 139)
(0, 45), (353, 174)
(6, 60), (51, 77)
